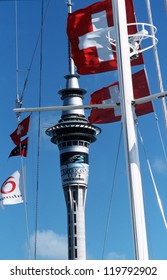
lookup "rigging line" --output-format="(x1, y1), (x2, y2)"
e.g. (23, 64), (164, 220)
(137, 126), (167, 230)
(154, 113), (167, 163)
(15, 0), (21, 121)
(145, 0), (167, 132)
(15, 0), (19, 100)
(20, 156), (32, 259)
(142, 201), (155, 259)
(19, 0), (51, 104)
(145, 0), (164, 92)
(145, 65), (167, 164)
(165, 0), (167, 15)
(34, 0), (44, 260)
(145, 63), (167, 166)
(135, 121), (155, 259)
(16, 118), (32, 259)
(14, 0), (33, 251)
(101, 125), (123, 260)
(14, 116), (32, 258)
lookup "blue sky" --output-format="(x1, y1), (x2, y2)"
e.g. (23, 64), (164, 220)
(0, 0), (167, 260)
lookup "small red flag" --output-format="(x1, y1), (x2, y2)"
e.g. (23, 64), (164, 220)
(10, 115), (30, 145)
(67, 0), (144, 74)
(88, 69), (153, 124)
(9, 137), (28, 158)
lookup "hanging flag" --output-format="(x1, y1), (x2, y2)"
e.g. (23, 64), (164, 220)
(9, 137), (28, 158)
(88, 69), (153, 124)
(0, 171), (23, 205)
(67, 0), (144, 74)
(10, 115), (30, 145)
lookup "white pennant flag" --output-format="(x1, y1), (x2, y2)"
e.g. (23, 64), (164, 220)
(0, 171), (23, 205)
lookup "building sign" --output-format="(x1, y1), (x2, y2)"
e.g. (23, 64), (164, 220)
(60, 152), (89, 186)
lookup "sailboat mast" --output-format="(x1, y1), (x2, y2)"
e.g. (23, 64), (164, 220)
(112, 0), (149, 260)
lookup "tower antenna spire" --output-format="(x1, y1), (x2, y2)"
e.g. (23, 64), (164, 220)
(67, 0), (75, 75)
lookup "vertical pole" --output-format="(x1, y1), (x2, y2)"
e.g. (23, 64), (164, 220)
(112, 0), (149, 259)
(146, 0), (167, 133)
(67, 0), (75, 75)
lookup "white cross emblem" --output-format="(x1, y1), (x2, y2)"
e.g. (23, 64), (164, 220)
(79, 11), (115, 62)
(17, 124), (24, 135)
(102, 85), (121, 116)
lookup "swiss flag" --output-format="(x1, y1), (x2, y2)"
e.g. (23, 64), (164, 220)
(67, 0), (144, 74)
(88, 69), (153, 124)
(10, 115), (30, 145)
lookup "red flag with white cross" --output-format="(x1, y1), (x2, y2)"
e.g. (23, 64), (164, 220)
(10, 115), (30, 145)
(88, 69), (153, 124)
(67, 0), (144, 74)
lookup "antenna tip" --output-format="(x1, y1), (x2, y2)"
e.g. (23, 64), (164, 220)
(66, 1), (73, 7)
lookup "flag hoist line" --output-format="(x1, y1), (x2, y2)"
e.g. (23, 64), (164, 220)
(13, 0), (31, 258)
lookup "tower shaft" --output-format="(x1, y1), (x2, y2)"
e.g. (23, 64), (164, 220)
(64, 185), (87, 259)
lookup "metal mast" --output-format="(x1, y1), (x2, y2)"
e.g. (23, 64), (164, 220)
(46, 0), (100, 260)
(112, 0), (149, 259)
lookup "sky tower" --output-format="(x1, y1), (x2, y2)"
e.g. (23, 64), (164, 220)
(45, 1), (101, 260)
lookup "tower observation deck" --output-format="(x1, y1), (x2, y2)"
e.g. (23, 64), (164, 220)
(46, 74), (101, 260)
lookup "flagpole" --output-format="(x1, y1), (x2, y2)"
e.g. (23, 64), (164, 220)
(112, 0), (149, 259)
